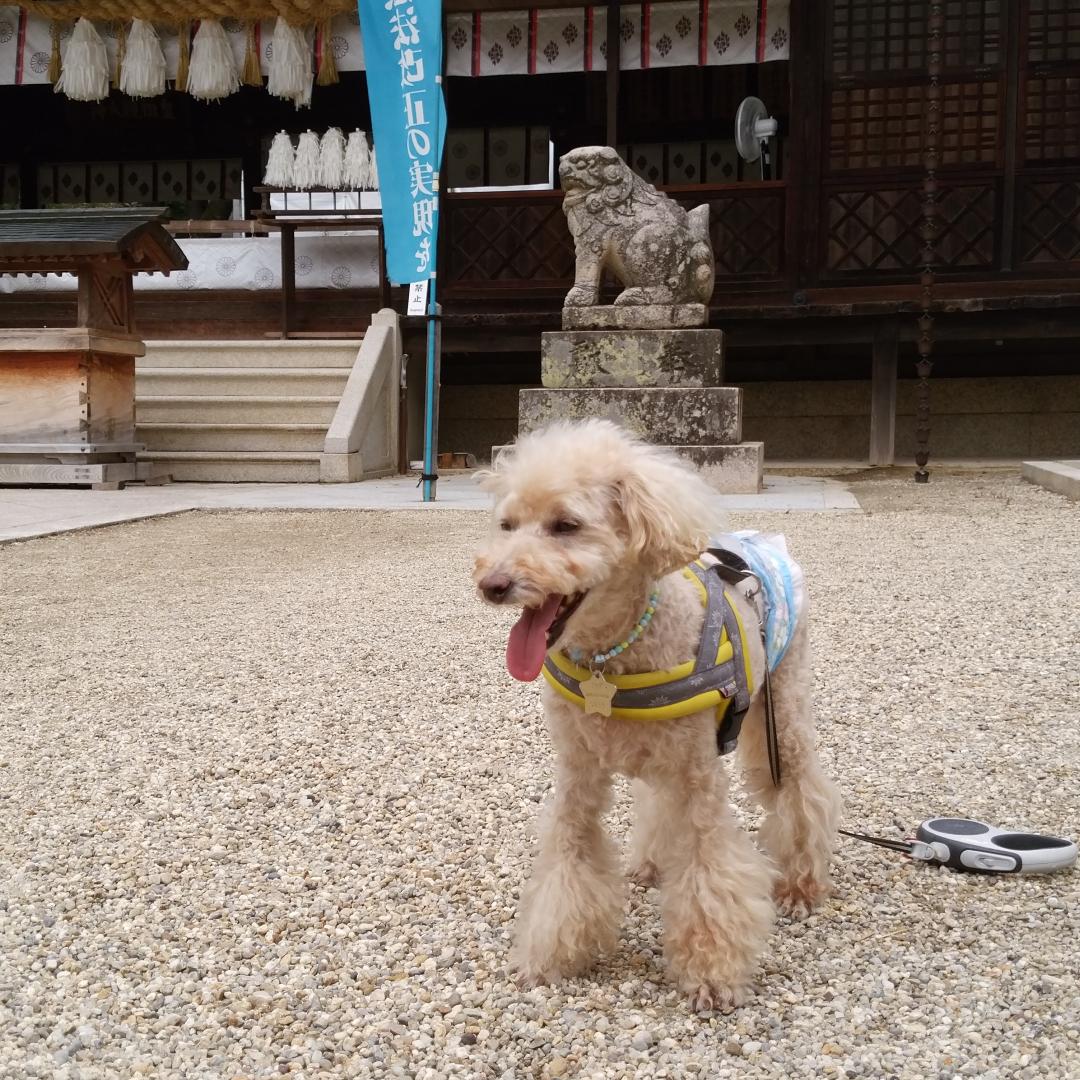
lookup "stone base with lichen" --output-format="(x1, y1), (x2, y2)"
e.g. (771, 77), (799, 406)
(501, 327), (764, 494)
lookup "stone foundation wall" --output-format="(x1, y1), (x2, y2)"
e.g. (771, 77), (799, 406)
(440, 376), (1080, 463)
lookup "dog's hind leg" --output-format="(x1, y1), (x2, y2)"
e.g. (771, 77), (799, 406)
(738, 618), (842, 920)
(511, 751), (624, 987)
(628, 779), (664, 887)
(651, 750), (775, 1012)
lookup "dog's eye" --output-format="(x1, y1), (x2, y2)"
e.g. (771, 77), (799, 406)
(499, 520), (514, 532)
(551, 519), (580, 535)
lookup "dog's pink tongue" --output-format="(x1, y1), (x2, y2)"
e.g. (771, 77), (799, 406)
(506, 594), (563, 682)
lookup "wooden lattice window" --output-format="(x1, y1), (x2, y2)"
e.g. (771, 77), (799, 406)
(1019, 180), (1080, 266)
(939, 80), (1001, 165)
(706, 192), (784, 279)
(829, 85), (925, 170)
(942, 0), (1002, 70)
(831, 0), (927, 77)
(826, 184), (997, 274)
(445, 200), (574, 286)
(1025, 77), (1080, 162)
(831, 0), (1001, 77)
(1028, 0), (1080, 64)
(829, 81), (999, 171)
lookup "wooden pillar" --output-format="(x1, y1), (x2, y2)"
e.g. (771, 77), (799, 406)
(605, 3), (620, 147)
(76, 263), (133, 333)
(787, 0), (826, 290)
(281, 222), (296, 338)
(869, 326), (898, 466)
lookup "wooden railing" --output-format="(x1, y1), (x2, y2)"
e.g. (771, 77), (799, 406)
(441, 182), (787, 299)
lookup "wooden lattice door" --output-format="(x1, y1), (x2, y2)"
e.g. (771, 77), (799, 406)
(815, 0), (1080, 283)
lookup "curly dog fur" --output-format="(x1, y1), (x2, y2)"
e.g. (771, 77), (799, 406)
(473, 420), (841, 1012)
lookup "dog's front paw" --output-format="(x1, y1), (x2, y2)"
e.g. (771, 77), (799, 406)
(774, 878), (830, 921)
(513, 967), (558, 990)
(628, 860), (660, 889)
(687, 980), (755, 1015)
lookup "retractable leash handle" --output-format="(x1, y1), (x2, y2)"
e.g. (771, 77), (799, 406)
(913, 818), (1078, 875)
(839, 819), (1078, 875)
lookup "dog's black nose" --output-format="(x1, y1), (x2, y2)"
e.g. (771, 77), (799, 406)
(479, 574), (513, 603)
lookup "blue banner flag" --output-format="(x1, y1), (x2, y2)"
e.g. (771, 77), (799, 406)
(356, 0), (447, 286)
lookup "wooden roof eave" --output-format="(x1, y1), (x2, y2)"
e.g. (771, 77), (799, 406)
(0, 223), (188, 275)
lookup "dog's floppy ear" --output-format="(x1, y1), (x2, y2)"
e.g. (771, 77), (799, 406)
(614, 444), (719, 576)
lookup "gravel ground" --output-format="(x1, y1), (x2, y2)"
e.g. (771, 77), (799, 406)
(1, 472), (1078, 1080)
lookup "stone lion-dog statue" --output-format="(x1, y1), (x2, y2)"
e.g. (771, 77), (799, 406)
(559, 146), (715, 309)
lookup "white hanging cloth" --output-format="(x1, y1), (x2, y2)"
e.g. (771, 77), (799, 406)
(186, 19), (240, 102)
(120, 19), (167, 99)
(55, 18), (109, 103)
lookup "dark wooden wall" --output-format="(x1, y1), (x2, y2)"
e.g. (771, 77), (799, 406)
(791, 0), (1080, 288)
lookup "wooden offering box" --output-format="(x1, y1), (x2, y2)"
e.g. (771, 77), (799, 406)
(0, 208), (186, 488)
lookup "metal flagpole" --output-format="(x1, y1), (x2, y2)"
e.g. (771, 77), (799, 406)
(421, 78), (444, 503)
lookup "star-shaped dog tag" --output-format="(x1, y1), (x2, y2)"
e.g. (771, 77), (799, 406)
(581, 670), (617, 717)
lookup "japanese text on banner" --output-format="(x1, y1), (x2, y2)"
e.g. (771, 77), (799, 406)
(357, 0), (447, 285)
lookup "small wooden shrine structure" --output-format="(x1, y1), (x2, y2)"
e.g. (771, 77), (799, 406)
(0, 207), (186, 487)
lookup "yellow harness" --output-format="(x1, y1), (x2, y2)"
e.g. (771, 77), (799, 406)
(541, 560), (757, 753)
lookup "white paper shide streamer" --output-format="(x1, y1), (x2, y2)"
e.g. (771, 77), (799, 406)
(268, 18), (312, 108)
(344, 130), (372, 190)
(187, 19), (239, 102)
(318, 127), (345, 190)
(263, 131), (295, 187)
(119, 19), (167, 99)
(292, 130), (321, 189)
(55, 18), (109, 102)
(368, 145), (379, 191)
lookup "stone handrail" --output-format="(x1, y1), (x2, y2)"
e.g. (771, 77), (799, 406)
(320, 307), (401, 482)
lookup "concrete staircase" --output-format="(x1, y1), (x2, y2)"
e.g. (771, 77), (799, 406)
(136, 340), (363, 481)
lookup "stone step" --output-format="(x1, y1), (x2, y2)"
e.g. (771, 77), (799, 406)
(673, 443), (763, 494)
(519, 387), (743, 445)
(137, 395), (339, 424)
(1022, 460), (1080, 501)
(136, 367), (351, 397)
(141, 339), (362, 369)
(136, 422), (327, 453)
(138, 451), (321, 482)
(541, 328), (724, 389)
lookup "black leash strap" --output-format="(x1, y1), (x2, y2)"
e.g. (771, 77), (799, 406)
(762, 665), (781, 788)
(837, 828), (915, 855)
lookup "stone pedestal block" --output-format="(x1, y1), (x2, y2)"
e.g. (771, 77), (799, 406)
(562, 303), (707, 330)
(508, 323), (764, 494)
(541, 329), (724, 389)
(519, 387), (742, 446)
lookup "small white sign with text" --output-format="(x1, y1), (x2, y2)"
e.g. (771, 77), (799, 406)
(407, 280), (429, 316)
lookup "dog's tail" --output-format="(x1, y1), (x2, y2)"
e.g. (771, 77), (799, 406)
(687, 204), (715, 304)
